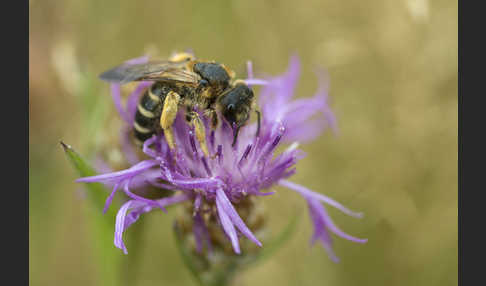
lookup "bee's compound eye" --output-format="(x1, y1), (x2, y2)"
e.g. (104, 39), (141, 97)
(199, 79), (209, 87)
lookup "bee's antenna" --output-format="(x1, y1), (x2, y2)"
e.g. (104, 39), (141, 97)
(232, 125), (242, 147)
(255, 110), (261, 137)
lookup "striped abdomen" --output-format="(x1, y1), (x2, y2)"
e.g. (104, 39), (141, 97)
(133, 83), (168, 145)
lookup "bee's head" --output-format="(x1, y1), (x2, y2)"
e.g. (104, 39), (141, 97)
(218, 82), (254, 129)
(194, 62), (231, 94)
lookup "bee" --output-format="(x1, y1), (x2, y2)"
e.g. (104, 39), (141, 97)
(99, 52), (260, 157)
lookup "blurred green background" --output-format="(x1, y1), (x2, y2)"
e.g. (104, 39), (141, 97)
(29, 0), (457, 285)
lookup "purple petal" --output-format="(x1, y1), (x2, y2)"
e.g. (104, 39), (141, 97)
(76, 160), (158, 183)
(108, 56), (151, 126)
(193, 215), (204, 253)
(312, 199), (367, 244)
(310, 69), (338, 134)
(167, 177), (222, 190)
(193, 212), (211, 253)
(284, 95), (328, 124)
(157, 193), (191, 207)
(123, 169), (164, 190)
(216, 196), (240, 254)
(114, 200), (135, 254)
(216, 188), (262, 247)
(114, 194), (190, 254)
(279, 180), (363, 218)
(257, 55), (337, 141)
(280, 54), (301, 100)
(142, 135), (158, 158)
(145, 179), (178, 190)
(250, 190), (276, 196)
(120, 127), (140, 165)
(193, 194), (202, 213)
(238, 144), (252, 167)
(125, 194), (190, 230)
(279, 180), (366, 261)
(124, 55), (149, 65)
(123, 180), (167, 213)
(277, 92), (335, 142)
(93, 156), (113, 174)
(243, 79), (269, 86)
(306, 198), (339, 262)
(124, 194), (190, 229)
(111, 84), (130, 123)
(201, 156), (212, 177)
(246, 61), (254, 79)
(283, 118), (328, 143)
(259, 55), (300, 110)
(103, 181), (121, 214)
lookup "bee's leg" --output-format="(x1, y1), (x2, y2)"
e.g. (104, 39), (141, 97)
(255, 110), (261, 137)
(160, 91), (180, 151)
(188, 111), (210, 158)
(203, 108), (219, 157)
(203, 108), (219, 130)
(185, 105), (194, 122)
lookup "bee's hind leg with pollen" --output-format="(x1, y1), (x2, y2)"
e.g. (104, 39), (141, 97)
(160, 91), (180, 152)
(188, 110), (210, 158)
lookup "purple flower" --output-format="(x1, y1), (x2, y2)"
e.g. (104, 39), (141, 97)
(77, 54), (366, 260)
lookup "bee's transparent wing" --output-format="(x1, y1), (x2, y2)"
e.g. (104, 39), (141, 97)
(99, 60), (200, 85)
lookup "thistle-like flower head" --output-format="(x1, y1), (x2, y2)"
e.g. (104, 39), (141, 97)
(77, 55), (366, 262)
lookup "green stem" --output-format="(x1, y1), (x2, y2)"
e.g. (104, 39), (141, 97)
(62, 142), (123, 286)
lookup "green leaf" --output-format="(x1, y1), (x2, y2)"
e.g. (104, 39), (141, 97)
(61, 142), (123, 286)
(61, 142), (113, 213)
